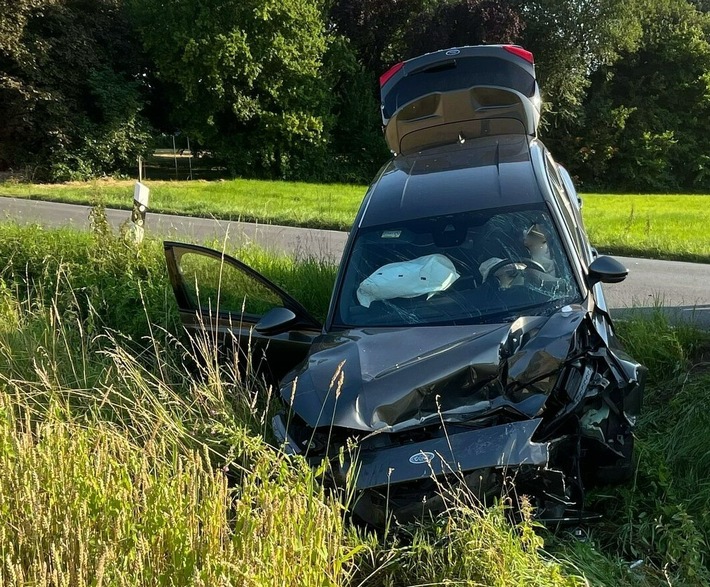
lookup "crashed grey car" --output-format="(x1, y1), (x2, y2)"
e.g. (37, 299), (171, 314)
(164, 45), (645, 526)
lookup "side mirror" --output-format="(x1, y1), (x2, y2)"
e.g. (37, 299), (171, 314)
(588, 256), (628, 287)
(255, 307), (298, 335)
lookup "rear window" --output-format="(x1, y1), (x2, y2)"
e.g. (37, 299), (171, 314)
(383, 57), (536, 119)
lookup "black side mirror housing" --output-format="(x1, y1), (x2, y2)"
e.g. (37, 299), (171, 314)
(255, 307), (298, 335)
(588, 256), (628, 287)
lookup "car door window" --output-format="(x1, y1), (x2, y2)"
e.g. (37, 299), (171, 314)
(164, 242), (321, 329)
(164, 242), (322, 384)
(545, 153), (586, 259)
(178, 250), (282, 318)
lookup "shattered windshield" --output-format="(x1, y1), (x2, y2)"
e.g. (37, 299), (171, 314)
(334, 205), (582, 327)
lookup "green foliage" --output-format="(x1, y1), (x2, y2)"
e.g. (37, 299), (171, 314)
(0, 212), (338, 337)
(352, 501), (584, 586)
(232, 246), (337, 323)
(577, 312), (710, 583)
(314, 36), (390, 183)
(517, 0), (643, 124)
(129, 0), (332, 180)
(2, 0), (710, 191)
(584, 375), (710, 584)
(550, 0), (710, 191)
(0, 177), (368, 231)
(0, 334), (354, 585)
(405, 0), (525, 59)
(616, 308), (705, 383)
(0, 217), (173, 343)
(0, 0), (153, 180)
(328, 0), (437, 74)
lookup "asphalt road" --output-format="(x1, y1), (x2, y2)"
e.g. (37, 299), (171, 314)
(2, 195), (709, 327)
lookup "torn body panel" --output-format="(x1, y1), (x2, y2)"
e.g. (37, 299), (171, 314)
(281, 308), (585, 433)
(275, 305), (645, 524)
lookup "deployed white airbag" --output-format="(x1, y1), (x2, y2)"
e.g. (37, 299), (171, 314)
(357, 254), (460, 308)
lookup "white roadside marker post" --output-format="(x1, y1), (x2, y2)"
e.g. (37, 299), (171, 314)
(129, 181), (150, 244)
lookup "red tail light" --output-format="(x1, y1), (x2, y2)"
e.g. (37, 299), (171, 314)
(379, 62), (404, 87)
(503, 45), (534, 64)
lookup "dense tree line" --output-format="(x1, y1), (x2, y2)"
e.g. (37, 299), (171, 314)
(1, 0), (709, 190)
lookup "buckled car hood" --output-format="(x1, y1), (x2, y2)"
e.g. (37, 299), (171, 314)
(280, 305), (587, 432)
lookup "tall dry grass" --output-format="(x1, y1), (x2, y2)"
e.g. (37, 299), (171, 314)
(0, 233), (585, 586)
(0, 287), (356, 586)
(4, 219), (710, 585)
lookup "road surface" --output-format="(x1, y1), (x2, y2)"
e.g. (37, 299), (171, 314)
(2, 195), (708, 327)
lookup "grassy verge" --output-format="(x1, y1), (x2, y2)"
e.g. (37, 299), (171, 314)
(1, 179), (710, 262)
(1, 220), (709, 585)
(0, 214), (337, 339)
(0, 296), (355, 586)
(0, 178), (365, 230)
(566, 313), (710, 585)
(0, 223), (583, 586)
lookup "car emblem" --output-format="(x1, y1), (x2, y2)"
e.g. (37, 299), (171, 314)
(409, 451), (435, 464)
(445, 49), (460, 56)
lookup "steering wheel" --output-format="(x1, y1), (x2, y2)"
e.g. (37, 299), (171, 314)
(483, 258), (524, 286)
(520, 258), (546, 273)
(483, 257), (550, 293)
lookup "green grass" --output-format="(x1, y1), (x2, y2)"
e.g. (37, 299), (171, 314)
(2, 180), (709, 262)
(1, 220), (710, 585)
(0, 224), (585, 587)
(0, 322), (355, 586)
(0, 178), (365, 230)
(575, 314), (710, 585)
(0, 216), (337, 339)
(582, 194), (710, 263)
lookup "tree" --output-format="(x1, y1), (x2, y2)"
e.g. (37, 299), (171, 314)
(130, 0), (332, 179)
(556, 0), (710, 190)
(0, 0), (151, 180)
(404, 0), (524, 60)
(329, 0), (436, 76)
(512, 0), (643, 125)
(319, 36), (390, 182)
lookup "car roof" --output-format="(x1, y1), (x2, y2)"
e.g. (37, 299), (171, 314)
(358, 134), (545, 228)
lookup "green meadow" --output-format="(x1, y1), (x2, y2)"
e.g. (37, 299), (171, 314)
(1, 180), (709, 262)
(582, 194), (710, 263)
(0, 179), (364, 231)
(0, 218), (709, 585)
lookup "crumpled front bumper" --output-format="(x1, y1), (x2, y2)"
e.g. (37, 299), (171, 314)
(347, 418), (548, 490)
(273, 414), (569, 526)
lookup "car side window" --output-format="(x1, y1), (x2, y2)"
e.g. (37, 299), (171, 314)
(545, 153), (586, 260)
(177, 251), (282, 317)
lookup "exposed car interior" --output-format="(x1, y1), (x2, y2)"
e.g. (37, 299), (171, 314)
(336, 205), (580, 327)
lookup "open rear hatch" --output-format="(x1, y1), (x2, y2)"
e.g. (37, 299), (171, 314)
(380, 45), (541, 155)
